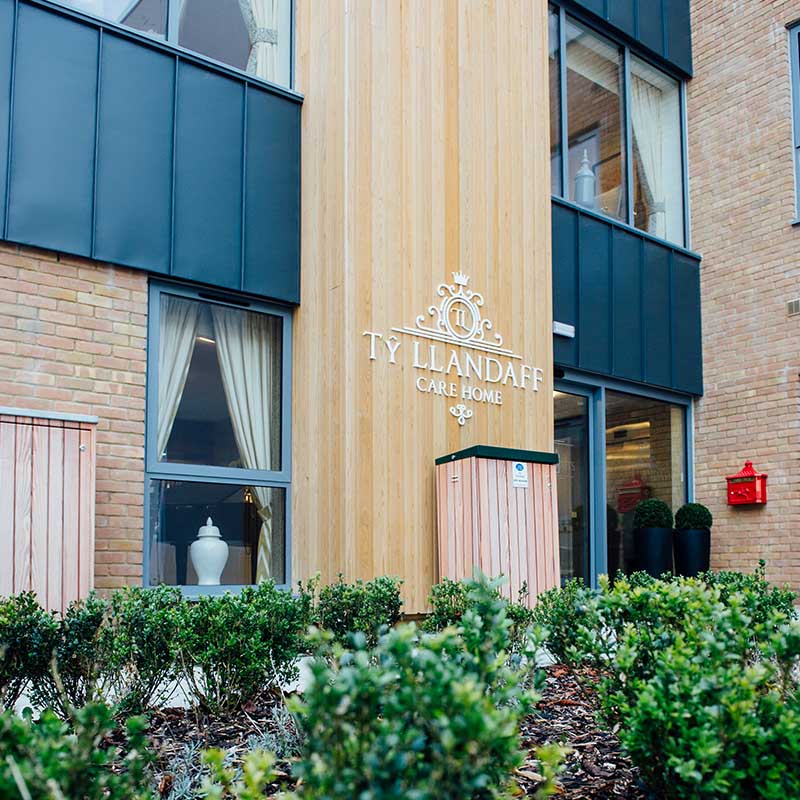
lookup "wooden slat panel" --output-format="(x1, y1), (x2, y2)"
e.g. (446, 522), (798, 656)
(62, 427), (80, 605)
(13, 421), (32, 594)
(47, 425), (64, 611)
(0, 420), (15, 596)
(78, 425), (95, 598)
(30, 424), (49, 604)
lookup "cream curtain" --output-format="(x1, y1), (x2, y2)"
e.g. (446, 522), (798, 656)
(630, 72), (666, 238)
(211, 305), (280, 582)
(157, 295), (200, 458)
(239, 0), (278, 82)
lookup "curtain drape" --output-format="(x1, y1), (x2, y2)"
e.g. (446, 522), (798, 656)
(211, 305), (280, 582)
(630, 72), (665, 238)
(239, 0), (278, 82)
(157, 295), (201, 458)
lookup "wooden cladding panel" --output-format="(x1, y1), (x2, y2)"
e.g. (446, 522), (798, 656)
(293, 0), (554, 612)
(436, 458), (559, 604)
(0, 415), (96, 611)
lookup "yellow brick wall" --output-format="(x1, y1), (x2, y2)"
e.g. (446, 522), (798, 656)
(0, 244), (147, 590)
(689, 1), (800, 589)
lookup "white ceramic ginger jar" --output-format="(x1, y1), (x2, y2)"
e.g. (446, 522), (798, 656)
(190, 517), (229, 585)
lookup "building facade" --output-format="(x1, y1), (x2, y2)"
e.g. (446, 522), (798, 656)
(0, 0), (713, 613)
(689, 0), (800, 588)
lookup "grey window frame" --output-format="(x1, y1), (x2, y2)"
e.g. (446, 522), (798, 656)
(143, 280), (293, 594)
(550, 3), (690, 248)
(789, 23), (800, 220)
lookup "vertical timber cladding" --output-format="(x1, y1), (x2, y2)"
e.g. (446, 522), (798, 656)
(294, 0), (554, 612)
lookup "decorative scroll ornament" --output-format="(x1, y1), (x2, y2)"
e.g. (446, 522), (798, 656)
(449, 404), (474, 427)
(393, 272), (521, 359)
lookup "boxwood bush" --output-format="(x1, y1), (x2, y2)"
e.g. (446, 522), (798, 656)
(674, 502), (713, 531)
(0, 702), (153, 800)
(176, 579), (314, 713)
(316, 574), (403, 648)
(632, 498), (673, 530)
(291, 575), (546, 800)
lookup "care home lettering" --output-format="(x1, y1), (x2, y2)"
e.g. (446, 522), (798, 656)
(362, 332), (544, 406)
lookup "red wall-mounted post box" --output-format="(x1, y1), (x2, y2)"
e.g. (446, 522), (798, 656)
(726, 461), (767, 505)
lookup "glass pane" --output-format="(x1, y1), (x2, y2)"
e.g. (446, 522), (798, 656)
(565, 18), (626, 221)
(605, 391), (686, 578)
(178, 0), (293, 87)
(631, 56), (684, 245)
(549, 7), (562, 195)
(148, 480), (286, 586)
(157, 294), (282, 471)
(60, 0), (166, 38)
(554, 391), (590, 584)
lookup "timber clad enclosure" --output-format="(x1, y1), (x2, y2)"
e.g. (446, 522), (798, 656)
(21, 0), (799, 611)
(0, 410), (96, 611)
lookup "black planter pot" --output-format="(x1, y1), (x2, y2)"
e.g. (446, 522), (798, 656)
(633, 527), (674, 578)
(673, 527), (711, 577)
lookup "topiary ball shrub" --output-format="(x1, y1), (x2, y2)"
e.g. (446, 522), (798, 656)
(632, 498), (673, 530)
(674, 502), (713, 531)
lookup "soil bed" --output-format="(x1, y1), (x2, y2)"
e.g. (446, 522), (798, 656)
(140, 665), (645, 798)
(520, 665), (647, 799)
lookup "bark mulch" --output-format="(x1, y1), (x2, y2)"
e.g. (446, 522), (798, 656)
(518, 664), (648, 799)
(142, 665), (646, 798)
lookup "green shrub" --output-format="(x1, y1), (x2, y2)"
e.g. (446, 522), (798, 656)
(674, 502), (713, 530)
(618, 606), (800, 799)
(316, 574), (403, 648)
(291, 575), (546, 800)
(28, 593), (110, 718)
(0, 592), (58, 711)
(0, 702), (153, 800)
(528, 578), (587, 663)
(632, 498), (673, 530)
(698, 560), (796, 627)
(423, 576), (535, 654)
(105, 585), (184, 714)
(176, 580), (314, 713)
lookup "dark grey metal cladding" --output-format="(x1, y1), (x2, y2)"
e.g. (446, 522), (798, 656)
(552, 198), (703, 396)
(556, 0), (692, 77)
(0, 0), (301, 305)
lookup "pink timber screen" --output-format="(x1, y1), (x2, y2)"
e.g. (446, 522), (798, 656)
(0, 412), (96, 611)
(435, 457), (560, 605)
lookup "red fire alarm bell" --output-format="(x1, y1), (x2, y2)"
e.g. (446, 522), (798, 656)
(726, 461), (767, 506)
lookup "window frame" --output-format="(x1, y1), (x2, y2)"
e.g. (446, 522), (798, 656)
(789, 23), (800, 220)
(550, 3), (689, 248)
(143, 281), (293, 593)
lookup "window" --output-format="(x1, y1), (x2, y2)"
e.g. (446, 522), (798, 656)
(57, 0), (293, 88)
(790, 24), (800, 215)
(605, 390), (686, 577)
(145, 285), (291, 590)
(549, 6), (686, 245)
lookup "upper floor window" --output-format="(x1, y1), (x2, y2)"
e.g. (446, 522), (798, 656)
(549, 6), (686, 246)
(790, 23), (800, 216)
(59, 0), (292, 88)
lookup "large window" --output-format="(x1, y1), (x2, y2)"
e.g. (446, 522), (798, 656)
(58, 0), (293, 88)
(145, 285), (291, 590)
(790, 24), (800, 216)
(605, 390), (686, 577)
(549, 6), (686, 245)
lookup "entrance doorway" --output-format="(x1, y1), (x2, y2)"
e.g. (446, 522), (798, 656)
(554, 380), (691, 586)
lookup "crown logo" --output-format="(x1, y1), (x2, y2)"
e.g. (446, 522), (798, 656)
(452, 272), (469, 287)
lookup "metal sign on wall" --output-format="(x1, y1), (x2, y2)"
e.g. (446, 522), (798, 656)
(363, 273), (544, 426)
